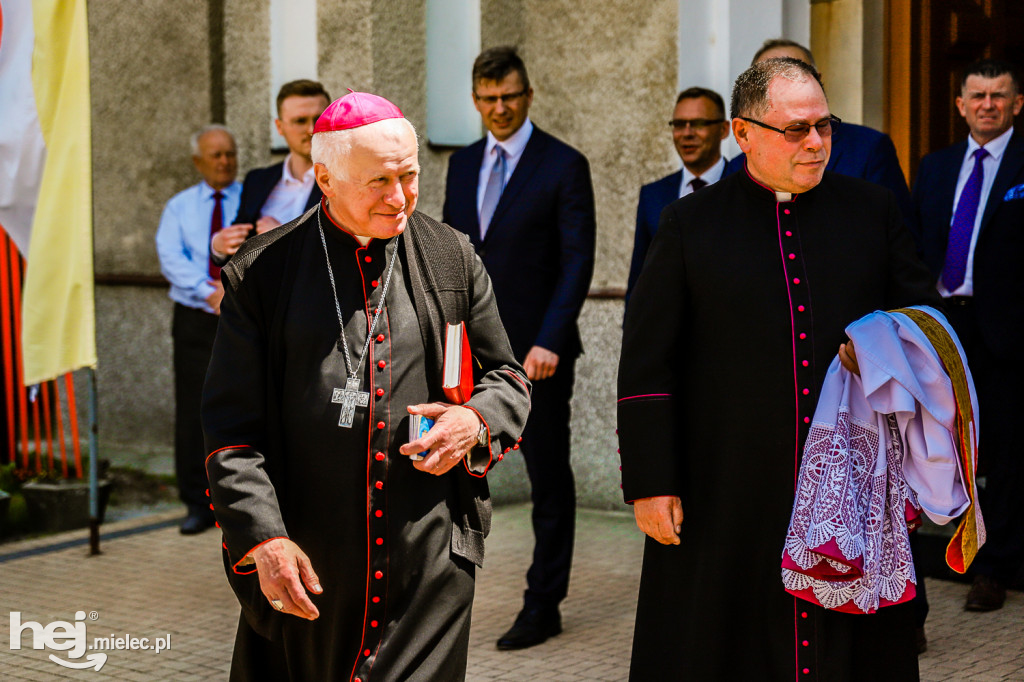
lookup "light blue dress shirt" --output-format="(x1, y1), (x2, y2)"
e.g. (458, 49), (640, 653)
(155, 180), (242, 313)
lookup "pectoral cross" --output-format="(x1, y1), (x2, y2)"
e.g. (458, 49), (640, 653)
(331, 377), (370, 428)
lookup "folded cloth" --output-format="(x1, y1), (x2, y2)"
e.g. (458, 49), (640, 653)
(782, 305), (984, 614)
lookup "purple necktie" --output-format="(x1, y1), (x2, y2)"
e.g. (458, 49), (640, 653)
(479, 145), (507, 239)
(690, 177), (707, 192)
(942, 148), (988, 292)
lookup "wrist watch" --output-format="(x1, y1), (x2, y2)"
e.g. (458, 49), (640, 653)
(477, 422), (488, 447)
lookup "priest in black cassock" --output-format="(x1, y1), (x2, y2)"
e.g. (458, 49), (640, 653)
(201, 92), (531, 681)
(618, 58), (939, 681)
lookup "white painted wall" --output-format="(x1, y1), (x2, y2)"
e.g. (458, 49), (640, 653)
(268, 0), (318, 150)
(425, 0), (482, 146)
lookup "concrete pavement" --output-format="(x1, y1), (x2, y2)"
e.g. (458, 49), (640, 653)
(0, 504), (1020, 680)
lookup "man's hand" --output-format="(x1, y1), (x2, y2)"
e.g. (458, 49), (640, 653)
(206, 280), (224, 315)
(523, 345), (559, 381)
(212, 224), (250, 257)
(839, 339), (860, 376)
(399, 403), (481, 476)
(251, 538), (322, 620)
(255, 215), (282, 234)
(633, 496), (684, 545)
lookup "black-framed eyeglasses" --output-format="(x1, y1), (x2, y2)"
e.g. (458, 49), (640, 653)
(740, 115), (841, 142)
(474, 90), (527, 105)
(668, 118), (726, 131)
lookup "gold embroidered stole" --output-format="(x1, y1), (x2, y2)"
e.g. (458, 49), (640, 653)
(893, 307), (981, 573)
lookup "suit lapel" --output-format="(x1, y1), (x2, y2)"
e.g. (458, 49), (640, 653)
(483, 129), (547, 243)
(980, 131), (1024, 233)
(937, 141), (967, 231)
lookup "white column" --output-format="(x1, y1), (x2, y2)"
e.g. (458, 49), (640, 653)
(678, 0), (810, 160)
(425, 0), (481, 146)
(268, 0), (318, 150)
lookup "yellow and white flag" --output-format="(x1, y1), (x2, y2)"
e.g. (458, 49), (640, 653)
(0, 0), (96, 385)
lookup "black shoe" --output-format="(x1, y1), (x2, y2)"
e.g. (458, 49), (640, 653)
(965, 575), (1006, 612)
(496, 607), (562, 650)
(180, 511), (215, 535)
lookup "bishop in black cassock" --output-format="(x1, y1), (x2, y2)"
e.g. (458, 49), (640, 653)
(618, 59), (939, 681)
(202, 93), (530, 681)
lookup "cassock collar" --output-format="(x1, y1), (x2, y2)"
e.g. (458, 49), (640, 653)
(739, 160), (806, 204)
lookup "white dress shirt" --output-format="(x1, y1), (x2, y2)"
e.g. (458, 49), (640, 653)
(476, 117), (535, 216)
(678, 156), (726, 198)
(156, 180), (242, 313)
(259, 154), (317, 225)
(941, 125), (1014, 297)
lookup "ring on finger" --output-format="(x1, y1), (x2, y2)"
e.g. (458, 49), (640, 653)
(271, 599), (284, 611)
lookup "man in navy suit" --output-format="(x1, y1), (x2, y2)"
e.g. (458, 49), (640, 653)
(627, 87), (729, 301)
(443, 46), (596, 650)
(912, 59), (1024, 612)
(212, 80), (330, 261)
(725, 39), (913, 222)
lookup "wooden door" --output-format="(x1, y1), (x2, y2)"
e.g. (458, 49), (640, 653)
(886, 0), (1024, 181)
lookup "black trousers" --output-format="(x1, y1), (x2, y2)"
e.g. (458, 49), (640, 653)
(172, 303), (219, 512)
(945, 299), (1024, 583)
(520, 357), (577, 611)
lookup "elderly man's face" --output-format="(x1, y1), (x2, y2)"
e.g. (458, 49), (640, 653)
(276, 94), (330, 162)
(734, 76), (831, 194)
(192, 129), (237, 190)
(317, 121), (419, 240)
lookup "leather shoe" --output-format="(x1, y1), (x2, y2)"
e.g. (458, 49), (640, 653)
(180, 511), (215, 535)
(965, 574), (1006, 611)
(496, 607), (562, 650)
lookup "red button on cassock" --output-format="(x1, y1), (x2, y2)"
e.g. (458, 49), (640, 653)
(788, 253), (796, 260)
(371, 280), (379, 287)
(799, 333), (807, 339)
(205, 489), (210, 497)
(377, 421), (386, 430)
(375, 452), (385, 461)
(371, 620), (378, 628)
(803, 669), (810, 675)
(375, 571), (383, 579)
(365, 255), (372, 263)
(802, 640), (809, 646)
(801, 612), (808, 618)
(802, 389), (810, 395)
(376, 538), (383, 545)
(378, 360), (386, 369)
(372, 596), (380, 603)
(364, 649), (370, 656)
(786, 231), (792, 237)
(375, 510), (383, 518)
(784, 209), (791, 215)
(804, 417), (811, 424)
(376, 334), (384, 342)
(375, 481), (383, 489)
(798, 305), (805, 312)
(793, 278), (800, 284)
(376, 388), (384, 397)
(802, 360), (809, 367)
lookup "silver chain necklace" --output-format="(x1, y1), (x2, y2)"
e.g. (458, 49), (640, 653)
(317, 204), (401, 427)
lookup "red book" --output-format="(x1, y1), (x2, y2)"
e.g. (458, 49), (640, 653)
(442, 322), (474, 404)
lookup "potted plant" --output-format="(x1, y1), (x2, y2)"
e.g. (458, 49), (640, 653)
(20, 459), (113, 533)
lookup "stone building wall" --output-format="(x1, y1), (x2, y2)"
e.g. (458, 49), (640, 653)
(89, 1), (705, 510)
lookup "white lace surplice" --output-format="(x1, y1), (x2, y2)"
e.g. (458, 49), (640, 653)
(782, 306), (981, 614)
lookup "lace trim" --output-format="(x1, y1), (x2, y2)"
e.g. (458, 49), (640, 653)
(783, 410), (917, 613)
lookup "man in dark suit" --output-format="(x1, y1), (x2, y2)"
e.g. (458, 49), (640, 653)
(443, 45), (596, 650)
(212, 80), (330, 261)
(627, 87), (729, 302)
(725, 39), (913, 222)
(912, 59), (1024, 612)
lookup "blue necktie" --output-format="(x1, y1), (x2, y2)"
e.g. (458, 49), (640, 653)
(942, 148), (988, 292)
(479, 145), (507, 239)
